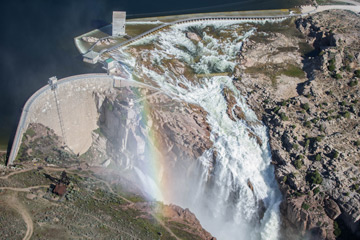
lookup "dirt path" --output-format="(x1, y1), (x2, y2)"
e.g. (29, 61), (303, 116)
(151, 213), (181, 240)
(0, 185), (49, 192)
(0, 167), (35, 179)
(5, 192), (34, 240)
(1, 165), (181, 239)
(89, 175), (180, 238)
(82, 171), (180, 239)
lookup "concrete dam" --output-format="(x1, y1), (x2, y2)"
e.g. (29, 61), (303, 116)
(8, 74), (114, 165)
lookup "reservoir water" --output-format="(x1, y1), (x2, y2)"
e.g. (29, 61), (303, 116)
(0, 0), (304, 150)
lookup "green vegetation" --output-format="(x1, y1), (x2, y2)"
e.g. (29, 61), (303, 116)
(343, 111), (350, 119)
(315, 153), (322, 162)
(93, 128), (105, 137)
(307, 170), (323, 185)
(169, 222), (202, 240)
(350, 105), (355, 113)
(354, 69), (360, 78)
(305, 139), (310, 148)
(311, 117), (319, 124)
(25, 128), (36, 138)
(280, 64), (305, 78)
(335, 73), (342, 80)
(106, 102), (114, 112)
(334, 221), (341, 238)
(344, 65), (351, 72)
(8, 170), (52, 188)
(315, 135), (324, 142)
(292, 143), (299, 150)
(313, 187), (320, 195)
(294, 191), (303, 197)
(304, 121), (311, 128)
(245, 62), (304, 90)
(355, 140), (360, 146)
(280, 112), (289, 121)
(333, 150), (339, 159)
(283, 175), (288, 183)
(294, 159), (303, 169)
(302, 202), (310, 210)
(302, 103), (310, 111)
(349, 79), (358, 87)
(328, 59), (336, 72)
(299, 41), (315, 56)
(273, 106), (281, 113)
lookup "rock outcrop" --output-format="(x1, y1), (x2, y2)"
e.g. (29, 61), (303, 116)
(238, 10), (360, 240)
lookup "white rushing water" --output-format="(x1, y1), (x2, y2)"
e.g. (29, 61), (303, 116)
(112, 19), (283, 240)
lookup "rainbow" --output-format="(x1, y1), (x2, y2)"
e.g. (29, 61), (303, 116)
(130, 87), (171, 203)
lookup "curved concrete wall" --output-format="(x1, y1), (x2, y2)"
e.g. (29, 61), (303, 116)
(8, 74), (113, 165)
(106, 15), (291, 53)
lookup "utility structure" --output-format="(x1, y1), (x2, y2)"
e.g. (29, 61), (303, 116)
(112, 11), (126, 36)
(48, 76), (67, 146)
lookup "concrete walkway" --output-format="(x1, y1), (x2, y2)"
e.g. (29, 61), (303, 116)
(106, 3), (360, 55)
(332, 0), (360, 6)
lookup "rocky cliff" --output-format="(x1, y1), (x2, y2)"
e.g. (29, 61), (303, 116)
(237, 10), (360, 240)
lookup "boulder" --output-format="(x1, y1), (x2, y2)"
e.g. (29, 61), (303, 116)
(186, 32), (202, 42)
(324, 198), (341, 220)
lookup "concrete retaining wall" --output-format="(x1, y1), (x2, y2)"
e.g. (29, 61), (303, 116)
(8, 74), (113, 165)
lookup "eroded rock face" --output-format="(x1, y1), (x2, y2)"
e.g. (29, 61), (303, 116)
(94, 85), (213, 198)
(162, 204), (216, 240)
(101, 86), (211, 161)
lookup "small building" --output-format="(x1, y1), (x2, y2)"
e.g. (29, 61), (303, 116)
(83, 50), (100, 64)
(112, 11), (126, 36)
(105, 58), (115, 69)
(53, 183), (67, 196)
(48, 76), (58, 90)
(104, 58), (117, 74)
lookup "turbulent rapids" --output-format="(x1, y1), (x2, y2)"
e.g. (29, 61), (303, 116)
(111, 20), (283, 240)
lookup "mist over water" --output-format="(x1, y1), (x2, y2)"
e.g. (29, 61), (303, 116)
(112, 20), (283, 239)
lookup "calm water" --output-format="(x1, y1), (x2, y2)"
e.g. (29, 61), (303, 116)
(0, 0), (304, 151)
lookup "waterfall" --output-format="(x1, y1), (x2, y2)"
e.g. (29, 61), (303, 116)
(111, 19), (283, 240)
